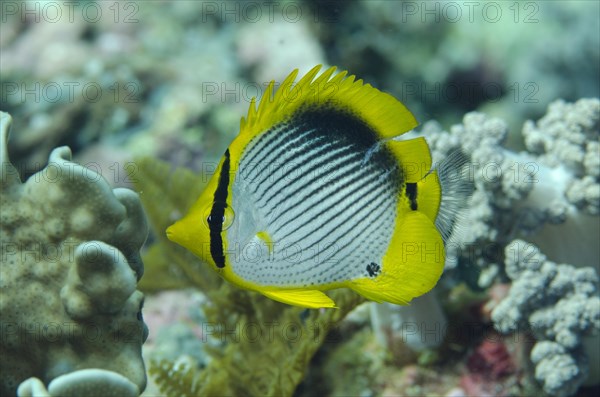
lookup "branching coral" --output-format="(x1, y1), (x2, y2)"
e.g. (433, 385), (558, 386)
(404, 98), (598, 396)
(421, 98), (599, 287)
(521, 98), (600, 268)
(491, 239), (599, 397)
(418, 112), (532, 288)
(0, 111), (149, 396)
(523, 98), (599, 211)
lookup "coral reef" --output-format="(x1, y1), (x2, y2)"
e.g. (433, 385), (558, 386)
(0, 112), (149, 395)
(523, 99), (600, 208)
(521, 98), (600, 268)
(236, 15), (326, 83)
(2, 1), (597, 396)
(418, 111), (534, 288)
(397, 97), (599, 396)
(420, 98), (599, 289)
(147, 288), (366, 397)
(492, 239), (599, 397)
(1, 2), (240, 176)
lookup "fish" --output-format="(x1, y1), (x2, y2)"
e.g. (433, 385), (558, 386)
(167, 65), (467, 309)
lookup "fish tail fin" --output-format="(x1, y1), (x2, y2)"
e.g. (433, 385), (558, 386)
(432, 149), (474, 242)
(350, 211), (444, 305)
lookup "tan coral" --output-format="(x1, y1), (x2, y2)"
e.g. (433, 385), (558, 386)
(0, 111), (148, 395)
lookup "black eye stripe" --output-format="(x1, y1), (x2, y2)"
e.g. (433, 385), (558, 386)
(209, 149), (230, 268)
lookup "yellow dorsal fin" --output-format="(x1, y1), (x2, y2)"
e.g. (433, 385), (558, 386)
(239, 65), (418, 140)
(257, 80), (275, 118)
(241, 97), (257, 131)
(387, 137), (432, 183)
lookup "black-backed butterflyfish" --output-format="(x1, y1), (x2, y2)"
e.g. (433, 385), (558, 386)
(167, 65), (467, 309)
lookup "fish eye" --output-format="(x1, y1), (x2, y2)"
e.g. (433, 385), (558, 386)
(221, 207), (235, 230)
(203, 203), (235, 230)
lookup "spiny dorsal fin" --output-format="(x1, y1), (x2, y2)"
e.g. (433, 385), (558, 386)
(239, 65), (418, 140)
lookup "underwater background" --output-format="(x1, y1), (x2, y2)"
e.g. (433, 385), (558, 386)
(1, 1), (599, 396)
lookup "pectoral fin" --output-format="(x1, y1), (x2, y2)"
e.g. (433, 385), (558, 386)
(256, 230), (274, 254)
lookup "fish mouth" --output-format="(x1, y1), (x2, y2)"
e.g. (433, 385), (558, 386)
(165, 223), (178, 242)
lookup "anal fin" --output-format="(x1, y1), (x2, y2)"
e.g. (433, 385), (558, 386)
(261, 289), (337, 309)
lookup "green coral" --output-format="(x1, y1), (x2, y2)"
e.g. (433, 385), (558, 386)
(131, 157), (366, 396)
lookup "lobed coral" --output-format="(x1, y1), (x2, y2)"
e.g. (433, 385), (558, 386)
(0, 111), (149, 396)
(18, 369), (140, 397)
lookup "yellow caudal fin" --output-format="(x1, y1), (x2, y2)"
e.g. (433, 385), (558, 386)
(417, 170), (442, 224)
(350, 211), (444, 305)
(261, 289), (337, 309)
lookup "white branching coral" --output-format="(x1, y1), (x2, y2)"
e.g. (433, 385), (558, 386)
(422, 98), (599, 286)
(492, 240), (599, 397)
(523, 98), (600, 215)
(520, 98), (600, 269)
(395, 99), (599, 397)
(422, 112), (538, 287)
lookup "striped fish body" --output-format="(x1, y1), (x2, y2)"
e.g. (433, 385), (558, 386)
(167, 66), (446, 308)
(231, 107), (400, 286)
